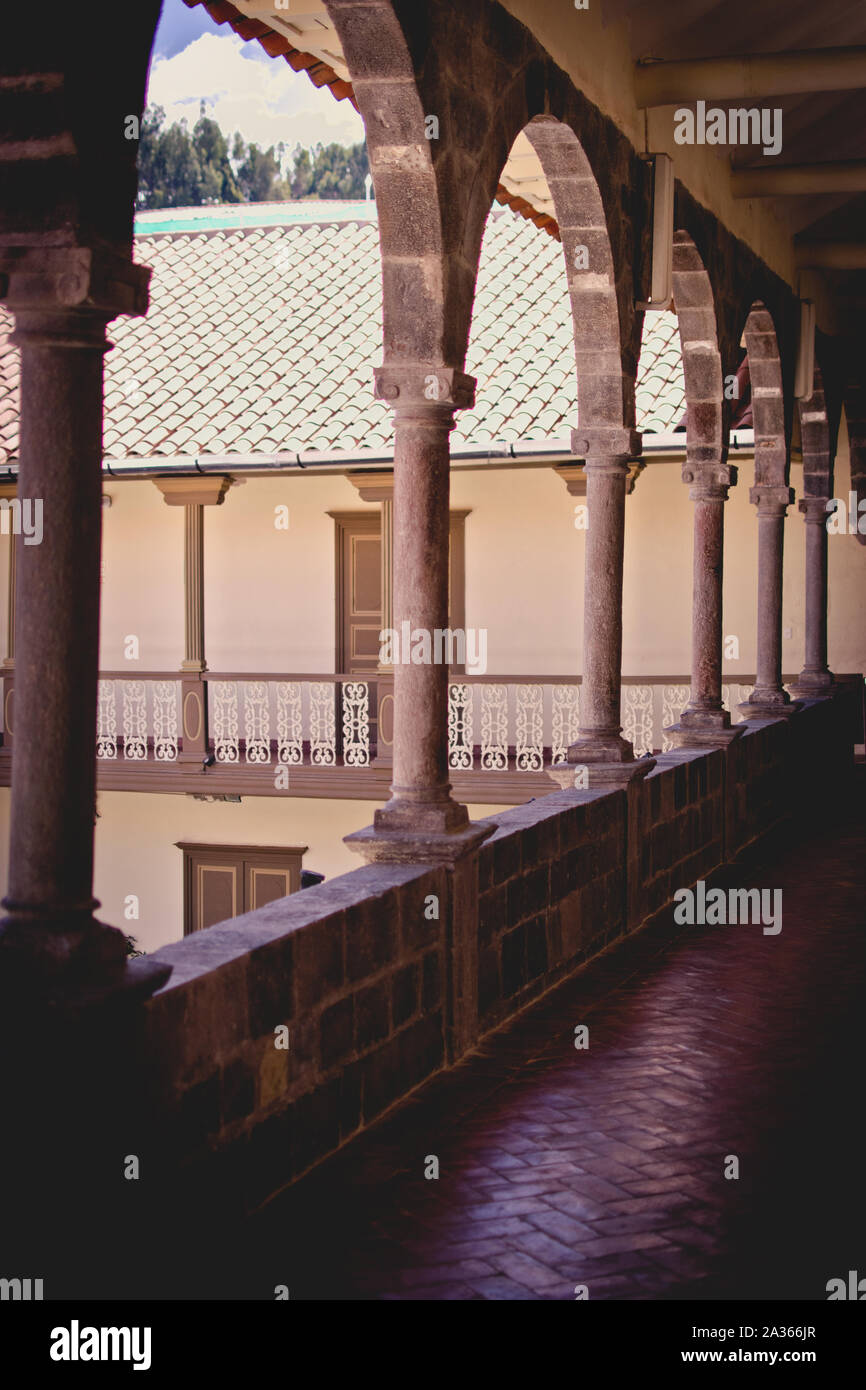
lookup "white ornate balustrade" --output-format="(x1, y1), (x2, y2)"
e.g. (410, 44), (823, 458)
(96, 679), (180, 761)
(91, 675), (765, 769)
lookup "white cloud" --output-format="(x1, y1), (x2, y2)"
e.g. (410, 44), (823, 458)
(145, 32), (364, 157)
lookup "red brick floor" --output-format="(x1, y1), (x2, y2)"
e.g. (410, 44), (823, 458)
(245, 778), (866, 1301)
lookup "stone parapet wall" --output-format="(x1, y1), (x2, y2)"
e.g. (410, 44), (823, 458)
(126, 695), (854, 1218)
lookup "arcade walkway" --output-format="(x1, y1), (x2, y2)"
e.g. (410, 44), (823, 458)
(241, 771), (865, 1301)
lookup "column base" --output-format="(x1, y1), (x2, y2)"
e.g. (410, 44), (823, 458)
(345, 819), (494, 866)
(665, 708), (745, 749)
(0, 913), (171, 1010)
(738, 694), (802, 720)
(787, 672), (835, 701)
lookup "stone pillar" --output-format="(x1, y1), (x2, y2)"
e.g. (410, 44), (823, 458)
(740, 484), (801, 718)
(183, 502), (206, 671)
(550, 428), (655, 789)
(0, 247), (168, 998)
(345, 367), (491, 864)
(791, 497), (834, 696)
(153, 474), (233, 764)
(667, 461), (743, 748)
(348, 470), (395, 766)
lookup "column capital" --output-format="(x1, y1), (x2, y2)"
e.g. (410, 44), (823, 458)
(0, 246), (149, 319)
(799, 495), (831, 524)
(571, 426), (642, 461)
(348, 470), (394, 503)
(153, 475), (236, 507)
(749, 483), (795, 516)
(682, 459), (737, 500)
(374, 364), (475, 411)
(554, 460), (645, 495)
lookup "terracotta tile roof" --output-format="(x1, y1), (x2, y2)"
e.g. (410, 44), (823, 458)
(0, 204), (684, 465)
(183, 0), (357, 109)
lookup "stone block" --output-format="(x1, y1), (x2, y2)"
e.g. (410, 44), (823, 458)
(525, 913), (549, 981)
(422, 947), (443, 1013)
(399, 867), (447, 951)
(374, 167), (441, 258)
(501, 924), (527, 998)
(508, 863), (550, 924)
(220, 1055), (256, 1129)
(345, 894), (399, 982)
(247, 936), (294, 1038)
(490, 829), (521, 885)
(354, 978), (391, 1052)
(338, 1061), (363, 1141)
(478, 883), (507, 945)
(290, 1077), (342, 1178)
(520, 811), (561, 864)
(293, 914), (344, 1014)
(319, 995), (354, 1072)
(381, 259), (440, 360)
(362, 1013), (444, 1122)
(392, 961), (420, 1028)
(256, 1040), (289, 1112)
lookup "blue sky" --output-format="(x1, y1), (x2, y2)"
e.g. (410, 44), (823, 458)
(145, 0), (364, 153)
(152, 1), (236, 61)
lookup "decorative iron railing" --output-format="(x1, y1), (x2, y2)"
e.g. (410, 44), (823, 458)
(79, 672), (761, 768)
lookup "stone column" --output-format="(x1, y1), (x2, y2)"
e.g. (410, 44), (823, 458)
(348, 470), (395, 766)
(791, 497), (834, 696)
(667, 461), (743, 748)
(551, 427), (655, 789)
(346, 366), (491, 863)
(183, 502), (206, 671)
(0, 247), (168, 998)
(740, 484), (801, 718)
(153, 474), (233, 764)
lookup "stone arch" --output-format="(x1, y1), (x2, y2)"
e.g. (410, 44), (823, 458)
(670, 231), (726, 470)
(520, 117), (629, 447)
(798, 362), (833, 504)
(459, 84), (646, 442)
(323, 0), (462, 369)
(741, 303), (789, 490)
(0, 3), (162, 255)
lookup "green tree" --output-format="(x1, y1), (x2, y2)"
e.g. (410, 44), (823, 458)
(136, 107), (370, 207)
(193, 106), (242, 204)
(293, 140), (370, 199)
(236, 139), (285, 202)
(290, 144), (313, 199)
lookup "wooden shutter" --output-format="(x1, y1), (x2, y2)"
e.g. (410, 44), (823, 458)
(178, 842), (307, 934)
(332, 510), (469, 672)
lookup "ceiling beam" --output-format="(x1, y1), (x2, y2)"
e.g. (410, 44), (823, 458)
(795, 242), (866, 269)
(732, 161), (866, 197)
(635, 47), (866, 108)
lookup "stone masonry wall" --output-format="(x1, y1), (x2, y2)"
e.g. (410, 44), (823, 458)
(119, 696), (854, 1224)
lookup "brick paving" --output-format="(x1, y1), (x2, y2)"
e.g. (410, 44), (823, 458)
(242, 777), (866, 1301)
